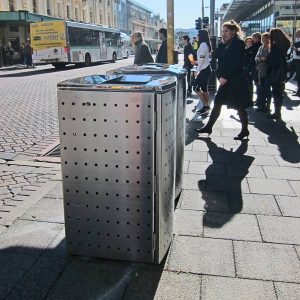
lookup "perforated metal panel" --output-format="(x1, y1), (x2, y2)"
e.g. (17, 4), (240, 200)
(58, 85), (176, 264)
(107, 66), (187, 199)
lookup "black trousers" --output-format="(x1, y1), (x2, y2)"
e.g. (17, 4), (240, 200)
(295, 59), (300, 92)
(186, 68), (192, 92)
(271, 82), (285, 114)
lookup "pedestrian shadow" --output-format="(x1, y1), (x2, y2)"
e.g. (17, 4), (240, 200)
(246, 109), (300, 164)
(0, 240), (164, 299)
(282, 93), (300, 111)
(197, 138), (254, 228)
(185, 118), (204, 147)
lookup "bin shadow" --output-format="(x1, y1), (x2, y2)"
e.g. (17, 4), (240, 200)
(197, 138), (254, 228)
(0, 239), (164, 299)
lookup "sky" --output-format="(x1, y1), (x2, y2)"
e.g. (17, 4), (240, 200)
(136, 0), (226, 29)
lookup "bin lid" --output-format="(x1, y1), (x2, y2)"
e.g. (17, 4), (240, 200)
(107, 64), (187, 77)
(57, 74), (177, 92)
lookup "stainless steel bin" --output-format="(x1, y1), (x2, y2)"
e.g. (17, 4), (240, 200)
(107, 64), (187, 200)
(57, 74), (177, 264)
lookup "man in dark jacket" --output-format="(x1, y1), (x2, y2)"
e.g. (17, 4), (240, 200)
(156, 28), (167, 64)
(250, 32), (262, 103)
(182, 35), (193, 95)
(132, 32), (154, 65)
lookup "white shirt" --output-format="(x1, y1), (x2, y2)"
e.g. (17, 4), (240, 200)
(293, 37), (300, 60)
(197, 42), (210, 72)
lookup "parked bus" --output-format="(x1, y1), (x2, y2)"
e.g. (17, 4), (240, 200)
(120, 32), (132, 58)
(30, 20), (123, 68)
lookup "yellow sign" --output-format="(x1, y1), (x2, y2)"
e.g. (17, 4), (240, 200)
(30, 21), (66, 50)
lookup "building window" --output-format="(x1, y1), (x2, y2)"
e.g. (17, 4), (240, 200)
(9, 0), (15, 11)
(75, 7), (79, 20)
(66, 5), (70, 19)
(82, 9), (86, 22)
(57, 3), (62, 18)
(46, 0), (51, 15)
(100, 11), (102, 24)
(90, 8), (93, 23)
(32, 0), (38, 13)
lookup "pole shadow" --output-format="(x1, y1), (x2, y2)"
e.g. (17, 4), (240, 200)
(197, 138), (254, 228)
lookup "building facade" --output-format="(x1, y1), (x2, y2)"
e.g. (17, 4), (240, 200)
(223, 0), (300, 38)
(0, 0), (165, 63)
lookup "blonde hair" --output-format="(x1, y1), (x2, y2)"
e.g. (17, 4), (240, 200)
(261, 32), (270, 39)
(132, 31), (144, 43)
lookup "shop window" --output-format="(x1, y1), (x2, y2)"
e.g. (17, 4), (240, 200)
(66, 5), (70, 19)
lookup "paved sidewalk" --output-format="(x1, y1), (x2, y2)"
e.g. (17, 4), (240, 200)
(0, 80), (299, 299)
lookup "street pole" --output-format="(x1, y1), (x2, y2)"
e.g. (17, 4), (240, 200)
(202, 0), (205, 18)
(167, 0), (174, 64)
(208, 0), (217, 91)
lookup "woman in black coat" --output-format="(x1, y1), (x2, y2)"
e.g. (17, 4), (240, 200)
(267, 28), (290, 119)
(196, 20), (252, 140)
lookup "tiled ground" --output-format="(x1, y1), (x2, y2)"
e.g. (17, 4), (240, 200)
(0, 60), (299, 298)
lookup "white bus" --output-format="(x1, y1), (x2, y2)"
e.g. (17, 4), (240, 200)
(30, 20), (123, 68)
(120, 32), (132, 59)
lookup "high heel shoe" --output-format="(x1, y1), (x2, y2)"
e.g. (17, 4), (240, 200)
(234, 129), (250, 140)
(195, 126), (212, 136)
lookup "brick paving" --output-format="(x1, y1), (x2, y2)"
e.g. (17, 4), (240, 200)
(0, 59), (135, 160)
(0, 59), (300, 298)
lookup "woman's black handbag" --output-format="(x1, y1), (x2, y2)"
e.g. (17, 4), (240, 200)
(294, 41), (300, 56)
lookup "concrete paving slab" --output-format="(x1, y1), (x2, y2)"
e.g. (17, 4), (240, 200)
(205, 176), (250, 193)
(153, 272), (201, 300)
(257, 215), (300, 245)
(0, 225), (7, 235)
(275, 282), (300, 300)
(247, 178), (295, 196)
(184, 151), (208, 162)
(183, 161), (189, 173)
(204, 213), (262, 241)
(251, 155), (279, 166)
(43, 182), (63, 199)
(229, 193), (281, 215)
(122, 265), (165, 300)
(202, 276), (276, 300)
(44, 228), (66, 258)
(173, 209), (203, 236)
(263, 166), (300, 180)
(20, 196), (64, 223)
(289, 181), (300, 196)
(46, 259), (136, 300)
(5, 256), (68, 300)
(276, 196), (300, 217)
(234, 241), (300, 282)
(188, 161), (226, 176)
(254, 145), (281, 156)
(183, 174), (206, 190)
(226, 164), (266, 178)
(274, 156), (300, 168)
(180, 190), (230, 212)
(0, 252), (39, 298)
(167, 236), (235, 277)
(0, 220), (64, 253)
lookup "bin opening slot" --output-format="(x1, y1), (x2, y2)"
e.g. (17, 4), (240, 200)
(105, 75), (152, 84)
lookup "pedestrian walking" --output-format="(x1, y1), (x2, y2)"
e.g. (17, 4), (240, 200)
(24, 39), (33, 68)
(267, 28), (290, 119)
(156, 28), (167, 64)
(193, 30), (212, 115)
(250, 32), (262, 104)
(5, 42), (14, 66)
(182, 35), (194, 96)
(255, 32), (271, 113)
(131, 32), (154, 65)
(195, 20), (252, 140)
(244, 36), (253, 101)
(292, 29), (300, 97)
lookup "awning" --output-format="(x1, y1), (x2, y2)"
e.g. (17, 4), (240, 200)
(0, 11), (62, 24)
(223, 0), (270, 22)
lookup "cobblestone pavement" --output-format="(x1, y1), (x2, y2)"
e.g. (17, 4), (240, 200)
(0, 58), (135, 160)
(0, 60), (300, 299)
